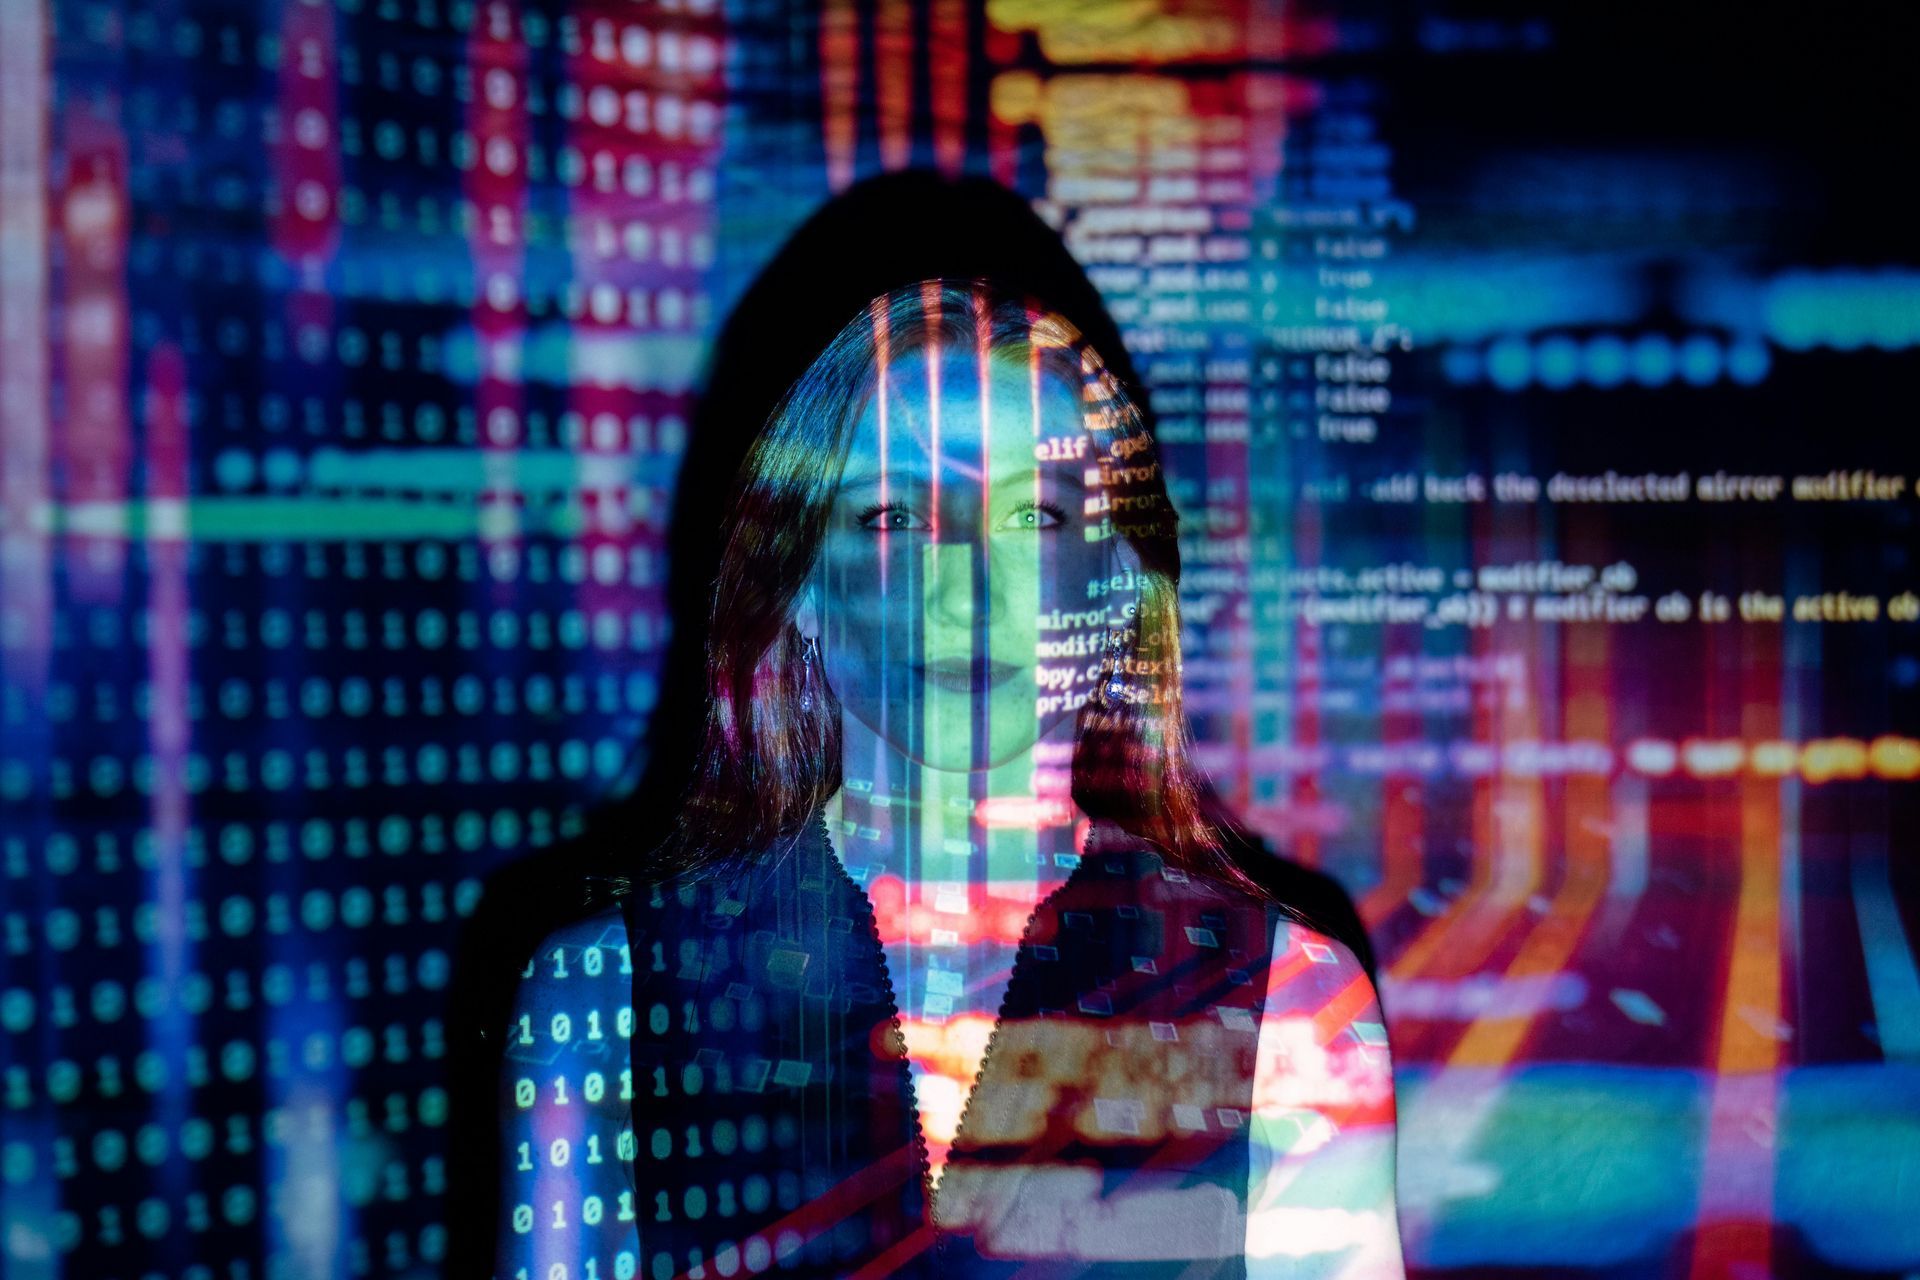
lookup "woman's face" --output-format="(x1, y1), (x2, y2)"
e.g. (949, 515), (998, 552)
(808, 340), (1121, 771)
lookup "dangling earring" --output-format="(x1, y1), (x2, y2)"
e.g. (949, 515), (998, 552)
(798, 634), (820, 712)
(1097, 626), (1129, 708)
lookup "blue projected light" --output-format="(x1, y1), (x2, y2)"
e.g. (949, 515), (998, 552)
(1486, 335), (1533, 389)
(216, 449), (257, 489)
(1727, 338), (1772, 385)
(1768, 268), (1920, 351)
(1682, 266), (1920, 352)
(1677, 334), (1723, 385)
(1443, 331), (1769, 391)
(1629, 334), (1674, 387)
(1440, 344), (1484, 384)
(1584, 333), (1630, 387)
(1534, 334), (1581, 389)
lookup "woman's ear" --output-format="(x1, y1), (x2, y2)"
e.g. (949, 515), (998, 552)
(1105, 535), (1147, 622)
(791, 587), (821, 640)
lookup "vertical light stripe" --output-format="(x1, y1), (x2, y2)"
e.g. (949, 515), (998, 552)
(1851, 832), (1920, 1060)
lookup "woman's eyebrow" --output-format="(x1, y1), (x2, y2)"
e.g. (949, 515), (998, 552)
(837, 467), (927, 490)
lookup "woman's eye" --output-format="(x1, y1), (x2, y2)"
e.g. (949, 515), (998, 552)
(852, 501), (1065, 531)
(1000, 501), (1065, 531)
(854, 502), (929, 531)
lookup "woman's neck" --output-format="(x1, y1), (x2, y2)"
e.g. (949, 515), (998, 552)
(823, 710), (1086, 900)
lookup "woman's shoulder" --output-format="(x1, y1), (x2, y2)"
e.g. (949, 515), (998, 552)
(1270, 916), (1374, 984)
(1190, 875), (1378, 1003)
(528, 898), (631, 951)
(509, 899), (632, 1009)
(1260, 917), (1390, 1058)
(1095, 839), (1378, 986)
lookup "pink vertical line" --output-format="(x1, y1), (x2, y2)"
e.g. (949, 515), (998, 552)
(868, 296), (898, 760)
(1025, 309), (1041, 446)
(974, 269), (991, 527)
(1375, 503), (1506, 1048)
(1241, 73), (1296, 210)
(265, 5), (349, 1276)
(267, 0), (342, 734)
(1236, 72), (1282, 840)
(923, 281), (941, 541)
(872, 293), (892, 721)
(874, 296), (891, 599)
(975, 285), (992, 772)
(1685, 617), (1786, 1280)
(561, 3), (728, 749)
(1244, 59), (1320, 867)
(922, 285), (943, 924)
(1214, 75), (1257, 820)
(269, 0), (341, 455)
(1024, 313), (1068, 832)
(560, 5), (625, 690)
(928, 0), (967, 176)
(1361, 621), (1427, 929)
(1441, 523), (1616, 1071)
(875, 0), (910, 170)
(56, 115), (129, 594)
(1249, 3), (1340, 61)
(820, 0), (859, 192)
(0, 0), (51, 711)
(1386, 501), (1549, 1063)
(142, 340), (195, 1118)
(980, 18), (1021, 193)
(467, 0), (531, 601)
(1288, 487), (1324, 868)
(1421, 497), (1553, 987)
(268, 0), (342, 264)
(0, 12), (55, 1240)
(1026, 311), (1043, 656)
(1242, 74), (1311, 845)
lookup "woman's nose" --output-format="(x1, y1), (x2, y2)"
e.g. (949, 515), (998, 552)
(922, 543), (977, 635)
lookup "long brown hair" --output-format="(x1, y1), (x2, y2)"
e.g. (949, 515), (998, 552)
(651, 278), (1261, 896)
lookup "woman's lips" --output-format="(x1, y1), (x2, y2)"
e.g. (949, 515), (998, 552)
(912, 656), (1023, 692)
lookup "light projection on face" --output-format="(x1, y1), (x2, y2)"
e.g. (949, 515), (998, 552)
(811, 333), (1115, 774)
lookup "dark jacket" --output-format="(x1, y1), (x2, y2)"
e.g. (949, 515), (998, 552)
(486, 808), (1379, 1279)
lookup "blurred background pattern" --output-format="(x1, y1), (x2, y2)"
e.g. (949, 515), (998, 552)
(2, 0), (1917, 1276)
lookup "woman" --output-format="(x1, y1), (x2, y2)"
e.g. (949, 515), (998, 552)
(493, 279), (1404, 1279)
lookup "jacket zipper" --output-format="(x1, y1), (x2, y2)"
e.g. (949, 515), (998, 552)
(820, 807), (1055, 1262)
(821, 811), (940, 1244)
(941, 905), (1034, 1193)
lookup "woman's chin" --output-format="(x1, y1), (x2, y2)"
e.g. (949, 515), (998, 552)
(841, 700), (1079, 772)
(897, 739), (1044, 772)
(847, 720), (1045, 772)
